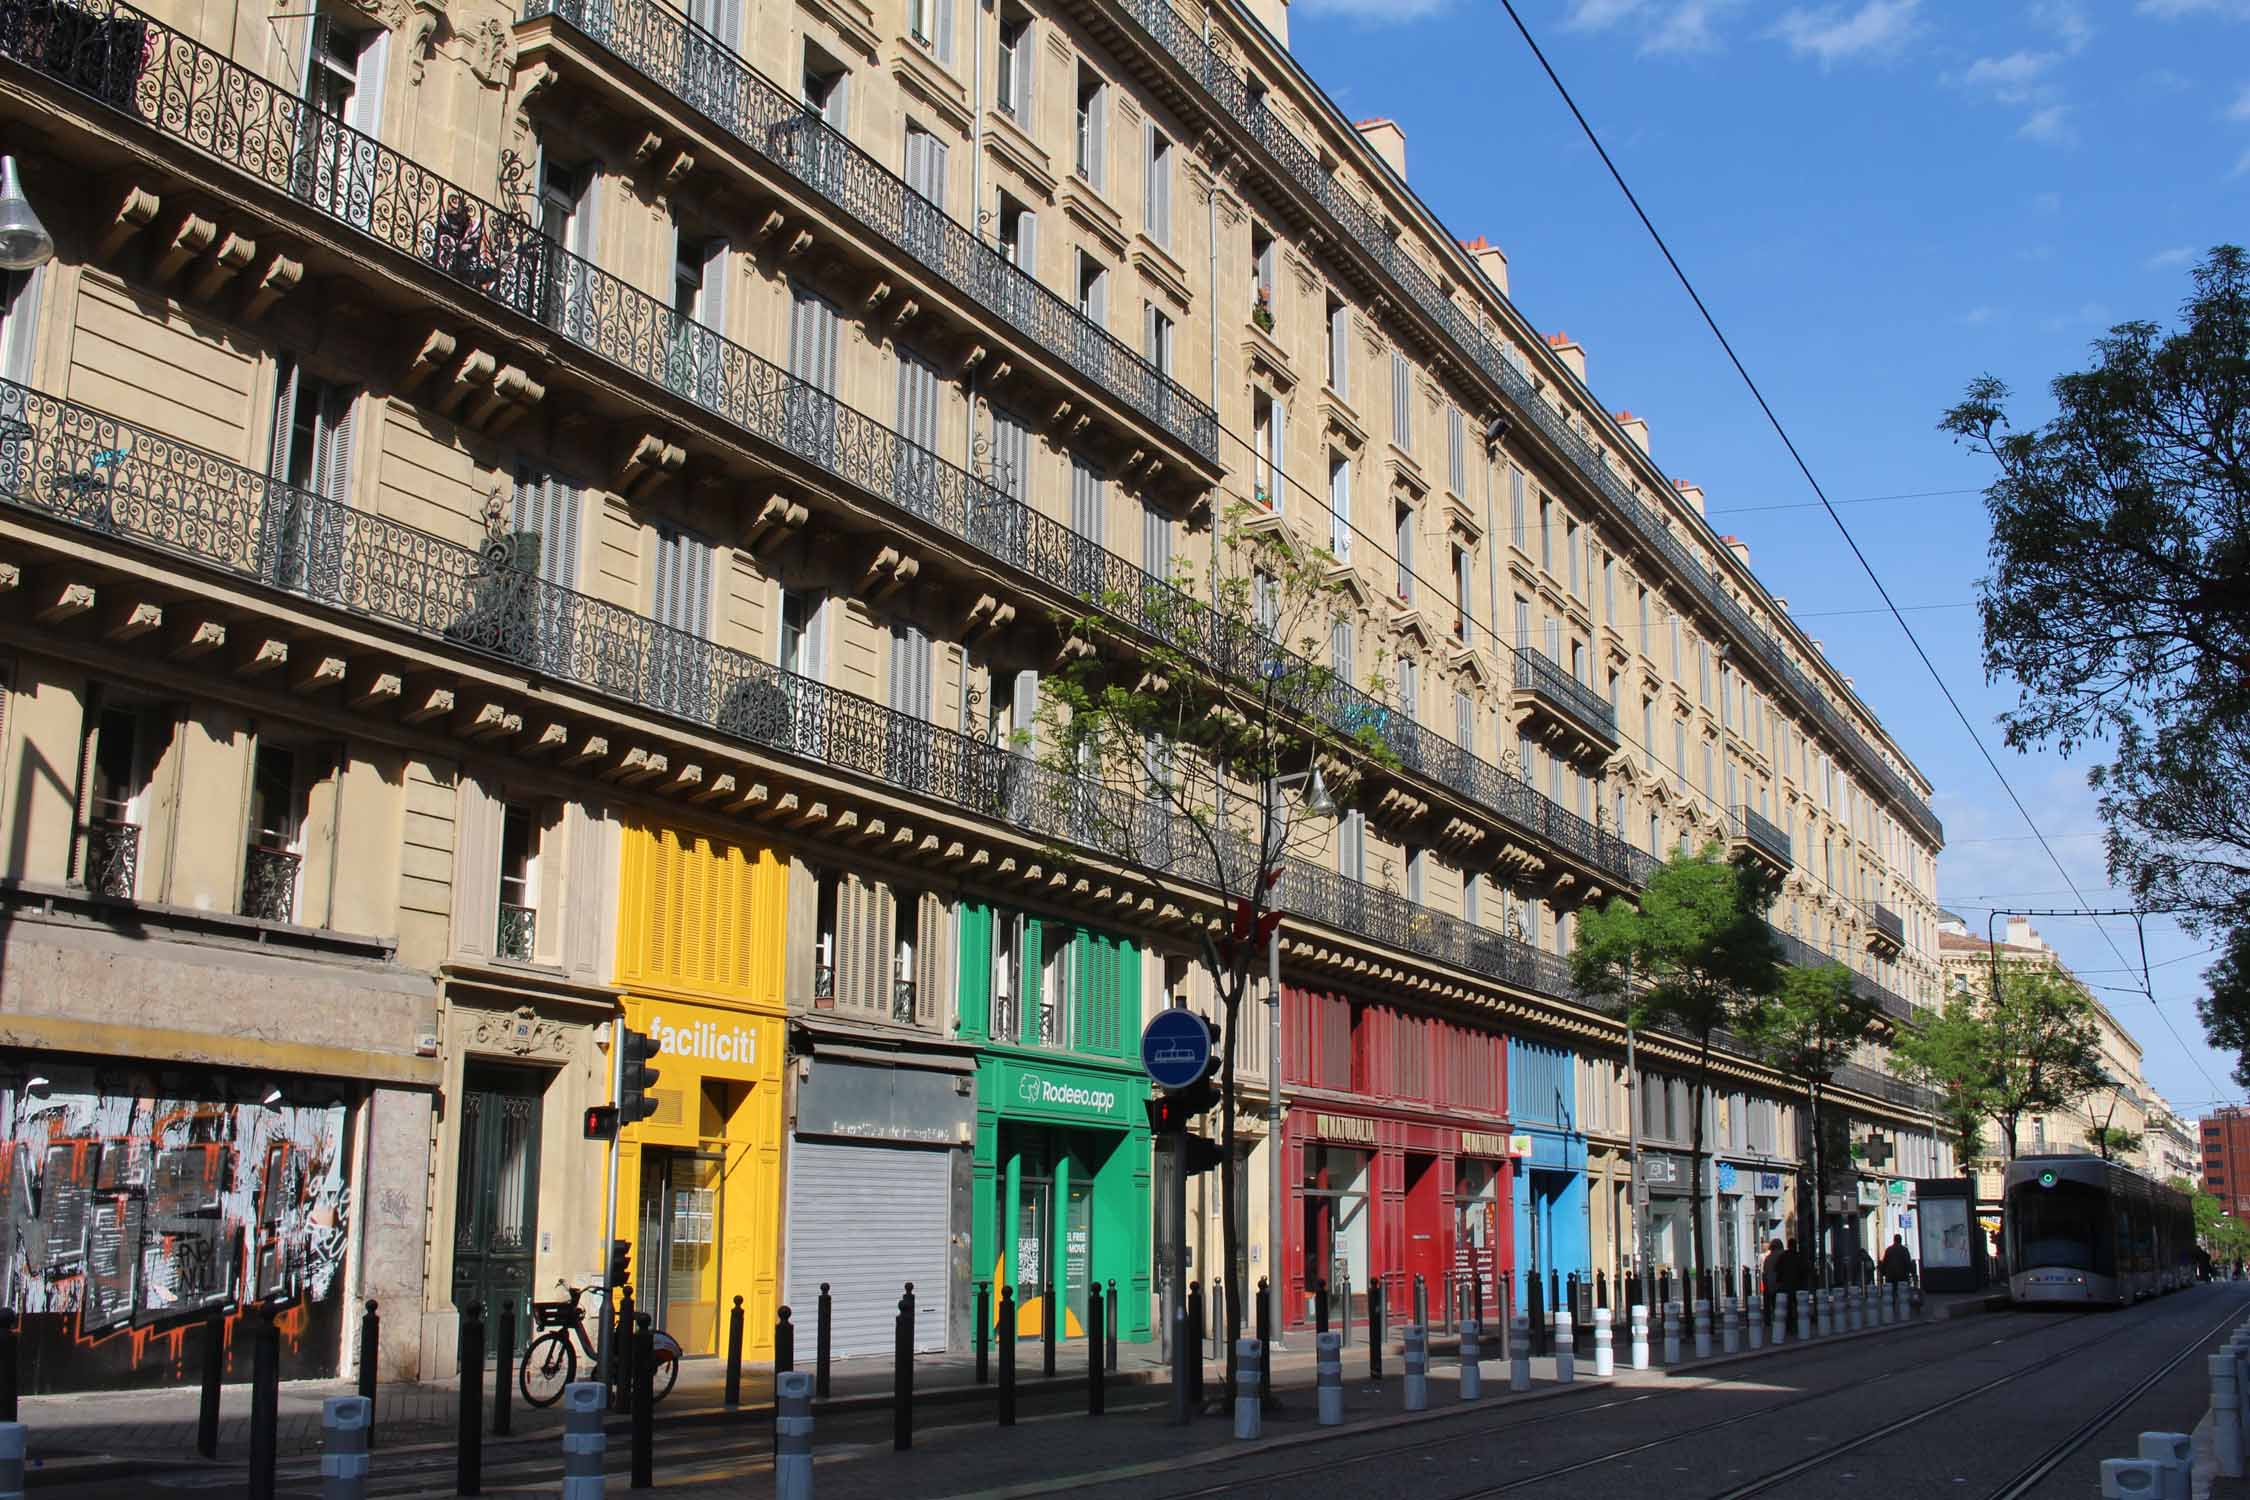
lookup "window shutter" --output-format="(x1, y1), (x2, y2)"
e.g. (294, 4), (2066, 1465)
(1012, 669), (1039, 751)
(1270, 399), (1287, 511)
(320, 387), (356, 504)
(1330, 306), (1347, 399)
(914, 891), (951, 1027)
(450, 773), (503, 962)
(1016, 210), (1037, 281)
(1089, 86), (1106, 191)
(350, 29), (389, 137)
(701, 242), (730, 337)
(267, 359), (300, 481)
(1070, 458), (1102, 545)
(0, 265), (42, 387)
(934, 0), (955, 62)
(1142, 498), (1170, 577)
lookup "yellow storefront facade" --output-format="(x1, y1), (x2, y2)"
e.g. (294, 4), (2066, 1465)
(612, 820), (787, 1359)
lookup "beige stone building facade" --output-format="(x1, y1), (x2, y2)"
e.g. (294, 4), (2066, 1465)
(0, 0), (1945, 1388)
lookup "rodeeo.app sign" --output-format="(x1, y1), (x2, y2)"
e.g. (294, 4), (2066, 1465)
(1007, 1065), (1127, 1122)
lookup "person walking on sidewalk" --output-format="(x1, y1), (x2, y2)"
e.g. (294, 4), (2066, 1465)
(1781, 1238), (1809, 1297)
(1880, 1234), (1914, 1286)
(1760, 1239), (1784, 1324)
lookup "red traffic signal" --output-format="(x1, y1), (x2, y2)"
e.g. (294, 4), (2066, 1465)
(583, 1104), (618, 1140)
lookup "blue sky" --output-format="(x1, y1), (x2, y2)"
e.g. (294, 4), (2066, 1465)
(1284, 0), (2248, 1120)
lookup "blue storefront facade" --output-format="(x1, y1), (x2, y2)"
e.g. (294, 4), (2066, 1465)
(1508, 1037), (1590, 1285)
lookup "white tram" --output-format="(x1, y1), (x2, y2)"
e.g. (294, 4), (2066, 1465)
(2004, 1154), (2193, 1306)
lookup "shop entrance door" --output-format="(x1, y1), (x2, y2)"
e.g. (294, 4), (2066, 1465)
(451, 1064), (546, 1360)
(637, 1149), (723, 1354)
(998, 1128), (1104, 1339)
(1402, 1154), (1446, 1297)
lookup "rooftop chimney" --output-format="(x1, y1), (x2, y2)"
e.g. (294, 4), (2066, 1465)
(1672, 478), (1705, 516)
(1355, 118), (1406, 181)
(2006, 915), (2036, 948)
(1460, 234), (1509, 297)
(1614, 409), (1649, 454)
(1774, 595), (1789, 611)
(1242, 0), (1290, 48)
(1720, 533), (1750, 570)
(1545, 330), (1585, 382)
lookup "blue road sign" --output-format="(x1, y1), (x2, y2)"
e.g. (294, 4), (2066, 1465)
(1140, 1009), (1214, 1091)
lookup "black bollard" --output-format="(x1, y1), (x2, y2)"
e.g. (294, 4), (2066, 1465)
(1316, 1277), (1330, 1334)
(357, 1299), (379, 1451)
(1186, 1280), (1205, 1406)
(817, 1283), (833, 1399)
(998, 1286), (1018, 1426)
(1211, 1276), (1223, 1362)
(493, 1298), (516, 1438)
(975, 1281), (991, 1385)
(1224, 1279), (1240, 1401)
(776, 1305), (795, 1373)
(1413, 1272), (1427, 1330)
(631, 1315), (654, 1490)
(613, 1287), (636, 1412)
(1370, 1276), (1385, 1380)
(1043, 1279), (1057, 1378)
(894, 1285), (913, 1451)
(1106, 1279), (1119, 1373)
(1473, 1272), (1485, 1326)
(725, 1295), (744, 1408)
(456, 1301), (484, 1497)
(1255, 1276), (1273, 1411)
(247, 1306), (281, 1500)
(195, 1304), (222, 1459)
(1088, 1287), (1106, 1416)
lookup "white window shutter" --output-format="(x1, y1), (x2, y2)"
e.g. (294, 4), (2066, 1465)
(320, 387), (356, 504)
(1017, 211), (1037, 281)
(1271, 399), (1287, 512)
(1012, 670), (1039, 751)
(1089, 86), (1106, 191)
(267, 359), (300, 480)
(701, 242), (730, 338)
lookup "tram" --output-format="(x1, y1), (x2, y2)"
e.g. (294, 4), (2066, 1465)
(2003, 1153), (2193, 1306)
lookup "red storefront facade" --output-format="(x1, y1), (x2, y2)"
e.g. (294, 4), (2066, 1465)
(1280, 983), (1515, 1331)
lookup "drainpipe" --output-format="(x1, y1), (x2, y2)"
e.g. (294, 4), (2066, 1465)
(1204, 6), (1222, 602)
(967, 0), (987, 473)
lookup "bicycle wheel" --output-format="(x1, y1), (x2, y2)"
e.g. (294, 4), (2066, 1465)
(519, 1330), (576, 1408)
(650, 1346), (679, 1402)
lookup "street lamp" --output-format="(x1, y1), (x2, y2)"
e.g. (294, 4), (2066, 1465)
(0, 157), (54, 271)
(1262, 763), (1333, 1352)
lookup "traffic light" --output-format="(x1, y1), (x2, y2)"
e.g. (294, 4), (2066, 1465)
(583, 1104), (618, 1140)
(608, 1237), (631, 1288)
(1182, 1134), (1225, 1176)
(618, 1027), (663, 1125)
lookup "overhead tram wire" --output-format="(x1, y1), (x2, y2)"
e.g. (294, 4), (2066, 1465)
(1491, 0), (2228, 1102)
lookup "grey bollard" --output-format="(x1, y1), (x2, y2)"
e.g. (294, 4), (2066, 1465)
(1772, 1292), (1788, 1346)
(1404, 1325), (1429, 1411)
(775, 1372), (813, 1500)
(1459, 1319), (1482, 1401)
(1796, 1291), (1813, 1342)
(2139, 1431), (2191, 1500)
(0, 1424), (22, 1500)
(1748, 1292), (1765, 1349)
(1845, 1288), (1859, 1332)
(1594, 1307), (1614, 1377)
(1235, 1338), (1264, 1440)
(2212, 1353), (2244, 1478)
(1662, 1301), (1681, 1365)
(1855, 1286), (1868, 1329)
(321, 1396), (371, 1500)
(1815, 1289), (1831, 1338)
(1629, 1303), (1650, 1371)
(1555, 1308), (1574, 1384)
(2101, 1459), (2163, 1498)
(1316, 1331), (1344, 1426)
(1511, 1311), (1532, 1391)
(1721, 1297), (1740, 1355)
(562, 1382), (607, 1500)
(1693, 1298), (1712, 1359)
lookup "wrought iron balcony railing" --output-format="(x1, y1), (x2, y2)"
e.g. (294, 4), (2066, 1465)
(1513, 646), (1618, 742)
(0, 0), (1639, 891)
(517, 0), (1220, 467)
(1101, 0), (1939, 846)
(1765, 921), (1913, 1025)
(240, 843), (301, 923)
(1729, 804), (1792, 868)
(497, 902), (538, 961)
(82, 816), (138, 898)
(1833, 1060), (1939, 1116)
(1867, 901), (1905, 947)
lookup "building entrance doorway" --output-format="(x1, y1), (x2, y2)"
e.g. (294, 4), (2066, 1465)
(451, 1063), (546, 1360)
(637, 1148), (724, 1353)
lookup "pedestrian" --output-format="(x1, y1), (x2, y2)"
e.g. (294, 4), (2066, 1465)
(1857, 1246), (1876, 1286)
(1880, 1234), (1914, 1285)
(1781, 1238), (1808, 1295)
(1760, 1238), (1783, 1324)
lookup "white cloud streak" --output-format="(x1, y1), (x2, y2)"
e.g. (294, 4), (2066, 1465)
(1769, 0), (1921, 66)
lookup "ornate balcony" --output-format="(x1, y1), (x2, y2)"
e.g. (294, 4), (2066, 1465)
(82, 817), (138, 898)
(240, 844), (300, 923)
(1090, 0), (1940, 846)
(1728, 804), (1792, 875)
(497, 903), (538, 962)
(514, 0), (1220, 471)
(1512, 646), (1619, 761)
(0, 0), (1642, 894)
(1864, 900), (1905, 957)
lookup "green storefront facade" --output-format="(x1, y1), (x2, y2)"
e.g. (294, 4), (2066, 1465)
(958, 905), (1153, 1342)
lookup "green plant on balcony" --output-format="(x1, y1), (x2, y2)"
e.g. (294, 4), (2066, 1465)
(1251, 286), (1275, 333)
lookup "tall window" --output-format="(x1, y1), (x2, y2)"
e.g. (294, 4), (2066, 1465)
(1538, 496), (1552, 571)
(1446, 406), (1466, 495)
(1252, 225), (1275, 317)
(1405, 846), (1426, 905)
(1074, 66), (1107, 189)
(909, 0), (955, 62)
(1253, 390), (1277, 509)
(497, 803), (538, 961)
(1144, 126), (1172, 246)
(1254, 568), (1278, 637)
(1326, 293), (1348, 397)
(1452, 545), (1471, 640)
(1145, 304), (1175, 376)
(801, 45), (849, 127)
(779, 588), (824, 680)
(1509, 467), (1526, 552)
(1327, 453), (1351, 560)
(1565, 518), (1580, 594)
(0, 259), (41, 386)
(1076, 252), (1107, 325)
(267, 359), (355, 591)
(996, 5), (1032, 118)
(1390, 350), (1412, 449)
(1393, 503), (1414, 602)
(1338, 809), (1366, 882)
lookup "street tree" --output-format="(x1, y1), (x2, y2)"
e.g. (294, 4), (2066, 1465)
(1888, 966), (2111, 1161)
(1032, 502), (1392, 1365)
(2089, 1124), (2144, 1162)
(1940, 248), (2250, 1044)
(2197, 925), (2250, 1089)
(1747, 961), (1884, 1281)
(1571, 845), (1782, 1288)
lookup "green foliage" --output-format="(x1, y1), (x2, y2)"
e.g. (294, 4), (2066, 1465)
(1748, 961), (1884, 1089)
(1888, 964), (2112, 1160)
(2198, 926), (2250, 1090)
(2089, 1124), (2144, 1161)
(1940, 245), (2250, 958)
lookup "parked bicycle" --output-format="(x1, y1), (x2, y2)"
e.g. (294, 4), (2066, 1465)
(519, 1282), (681, 1408)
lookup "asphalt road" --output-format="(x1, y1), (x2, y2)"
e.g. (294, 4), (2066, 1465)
(73, 1284), (2243, 1498)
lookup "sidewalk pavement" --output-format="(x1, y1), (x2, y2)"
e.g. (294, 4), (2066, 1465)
(16, 1285), (1991, 1481)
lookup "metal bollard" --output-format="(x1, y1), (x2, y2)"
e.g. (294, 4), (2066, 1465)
(196, 1304), (224, 1460)
(357, 1301), (379, 1451)
(1692, 1298), (1711, 1360)
(894, 1287), (913, 1452)
(774, 1371), (813, 1500)
(454, 1303), (483, 1497)
(1404, 1324), (1428, 1411)
(998, 1286), (1018, 1427)
(630, 1317), (654, 1490)
(1796, 1290), (1814, 1342)
(561, 1382), (606, 1500)
(2100, 1458), (2163, 1497)
(1043, 1280), (1057, 1379)
(1317, 1330), (1344, 1425)
(1556, 1307), (1575, 1384)
(250, 1305), (281, 1500)
(1459, 1318), (1482, 1401)
(1371, 1279), (1386, 1382)
(1415, 1273), (1428, 1330)
(0, 1423), (22, 1500)
(725, 1296), (744, 1408)
(817, 1285), (833, 1399)
(1721, 1297), (1740, 1355)
(1511, 1308), (1532, 1390)
(1849, 1286), (1864, 1332)
(975, 1282), (990, 1386)
(1107, 1280), (1119, 1374)
(321, 1395), (370, 1500)
(1662, 1301), (1681, 1365)
(1594, 1307), (1614, 1377)
(1088, 1289), (1105, 1417)
(2212, 1353), (2241, 1479)
(1821, 1289), (1836, 1338)
(1748, 1292), (1765, 1350)
(1630, 1302), (1650, 1371)
(2138, 1431), (2191, 1500)
(1235, 1338), (1264, 1439)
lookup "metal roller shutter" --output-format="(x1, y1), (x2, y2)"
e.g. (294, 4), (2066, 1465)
(785, 1139), (950, 1356)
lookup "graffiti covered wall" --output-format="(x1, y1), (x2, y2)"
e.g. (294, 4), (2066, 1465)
(0, 1066), (353, 1392)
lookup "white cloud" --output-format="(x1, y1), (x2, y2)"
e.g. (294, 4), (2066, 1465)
(2230, 83), (2250, 120)
(2146, 246), (2198, 269)
(1962, 305), (1999, 324)
(1645, 0), (1737, 52)
(2029, 190), (2064, 214)
(1564, 0), (1646, 27)
(2031, 0), (2093, 50)
(2237, 144), (2250, 175)
(1962, 49), (2058, 103)
(1769, 0), (1920, 66)
(2138, 0), (2250, 16)
(1563, 0), (1741, 53)
(2018, 103), (2077, 143)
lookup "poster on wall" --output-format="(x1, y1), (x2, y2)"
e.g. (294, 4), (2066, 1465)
(0, 1067), (352, 1393)
(1918, 1195), (1972, 1270)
